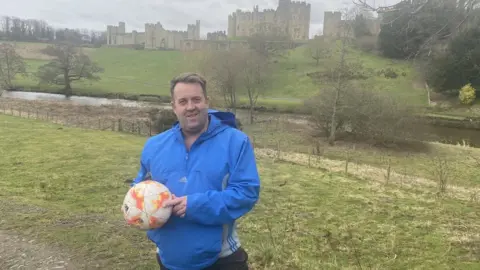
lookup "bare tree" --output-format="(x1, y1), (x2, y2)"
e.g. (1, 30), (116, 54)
(304, 37), (332, 66)
(354, 0), (480, 60)
(199, 48), (245, 114)
(241, 49), (272, 124)
(324, 8), (356, 145)
(36, 43), (103, 97)
(0, 43), (27, 89)
(306, 6), (422, 145)
(352, 0), (430, 15)
(247, 31), (292, 60)
(304, 8), (355, 145)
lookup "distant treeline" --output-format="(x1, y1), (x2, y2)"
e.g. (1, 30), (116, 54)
(0, 15), (107, 46)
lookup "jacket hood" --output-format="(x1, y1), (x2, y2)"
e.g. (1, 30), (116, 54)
(172, 109), (237, 129)
(206, 109), (238, 128)
(171, 109), (238, 142)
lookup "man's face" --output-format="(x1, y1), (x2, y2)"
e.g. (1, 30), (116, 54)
(171, 82), (209, 135)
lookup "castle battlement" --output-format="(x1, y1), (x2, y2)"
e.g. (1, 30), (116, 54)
(324, 11), (341, 16)
(323, 9), (380, 38)
(235, 10), (254, 15)
(207, 30), (227, 41)
(233, 8), (276, 15)
(227, 0), (311, 41)
(168, 30), (187, 34)
(291, 1), (311, 7)
(145, 22), (163, 29)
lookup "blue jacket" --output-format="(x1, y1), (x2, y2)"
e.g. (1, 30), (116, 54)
(131, 109), (261, 270)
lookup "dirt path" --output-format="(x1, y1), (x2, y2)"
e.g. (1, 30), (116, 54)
(0, 230), (80, 270)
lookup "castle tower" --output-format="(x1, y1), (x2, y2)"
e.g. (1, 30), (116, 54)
(118, 22), (126, 34)
(106, 25), (112, 45)
(323, 11), (342, 37)
(288, 1), (311, 40)
(276, 0), (291, 35)
(196, 20), (200, 40)
(228, 14), (237, 38)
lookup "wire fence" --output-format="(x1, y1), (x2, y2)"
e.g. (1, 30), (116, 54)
(2, 96), (480, 201)
(0, 98), (158, 136)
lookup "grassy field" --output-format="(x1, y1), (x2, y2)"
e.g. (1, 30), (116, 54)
(6, 41), (427, 108)
(244, 119), (480, 189)
(1, 114), (479, 269)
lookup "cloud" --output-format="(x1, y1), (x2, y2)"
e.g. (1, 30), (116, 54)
(0, 0), (403, 38)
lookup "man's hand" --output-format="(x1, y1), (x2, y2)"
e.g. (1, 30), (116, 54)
(164, 194), (187, 218)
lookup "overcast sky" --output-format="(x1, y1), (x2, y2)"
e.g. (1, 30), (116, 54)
(0, 0), (401, 38)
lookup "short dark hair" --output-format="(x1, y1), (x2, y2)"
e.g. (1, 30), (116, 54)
(170, 72), (207, 97)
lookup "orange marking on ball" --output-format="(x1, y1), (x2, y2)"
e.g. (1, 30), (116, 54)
(130, 187), (144, 210)
(152, 191), (171, 210)
(127, 214), (142, 226)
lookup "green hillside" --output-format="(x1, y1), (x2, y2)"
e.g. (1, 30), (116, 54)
(9, 41), (425, 108)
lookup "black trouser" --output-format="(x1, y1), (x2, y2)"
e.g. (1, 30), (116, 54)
(156, 247), (249, 270)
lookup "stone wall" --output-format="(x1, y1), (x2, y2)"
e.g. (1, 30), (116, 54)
(181, 39), (308, 52)
(181, 39), (250, 52)
(322, 11), (381, 38)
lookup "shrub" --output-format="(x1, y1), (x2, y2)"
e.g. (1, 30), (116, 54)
(354, 36), (378, 53)
(305, 87), (423, 145)
(377, 68), (398, 79)
(458, 83), (476, 105)
(147, 109), (178, 134)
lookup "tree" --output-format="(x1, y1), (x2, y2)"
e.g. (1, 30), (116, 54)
(198, 47), (272, 121)
(356, 0), (480, 60)
(199, 48), (245, 114)
(36, 43), (103, 97)
(322, 8), (357, 145)
(241, 49), (272, 124)
(0, 43), (27, 89)
(304, 37), (332, 66)
(353, 14), (372, 38)
(424, 25), (480, 93)
(247, 31), (292, 60)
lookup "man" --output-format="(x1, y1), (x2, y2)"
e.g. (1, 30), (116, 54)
(131, 72), (261, 270)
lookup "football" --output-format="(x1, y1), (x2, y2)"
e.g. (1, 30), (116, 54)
(121, 180), (173, 230)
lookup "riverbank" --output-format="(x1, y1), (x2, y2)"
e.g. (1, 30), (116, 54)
(5, 87), (307, 114)
(6, 87), (480, 121)
(3, 89), (480, 148)
(1, 96), (479, 189)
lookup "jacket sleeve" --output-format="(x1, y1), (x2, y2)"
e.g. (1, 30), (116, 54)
(185, 136), (260, 225)
(131, 141), (151, 187)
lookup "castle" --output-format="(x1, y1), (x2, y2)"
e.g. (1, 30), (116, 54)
(106, 20), (200, 50)
(106, 0), (311, 51)
(227, 0), (311, 41)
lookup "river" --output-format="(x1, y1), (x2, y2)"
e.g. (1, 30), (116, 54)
(2, 90), (480, 147)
